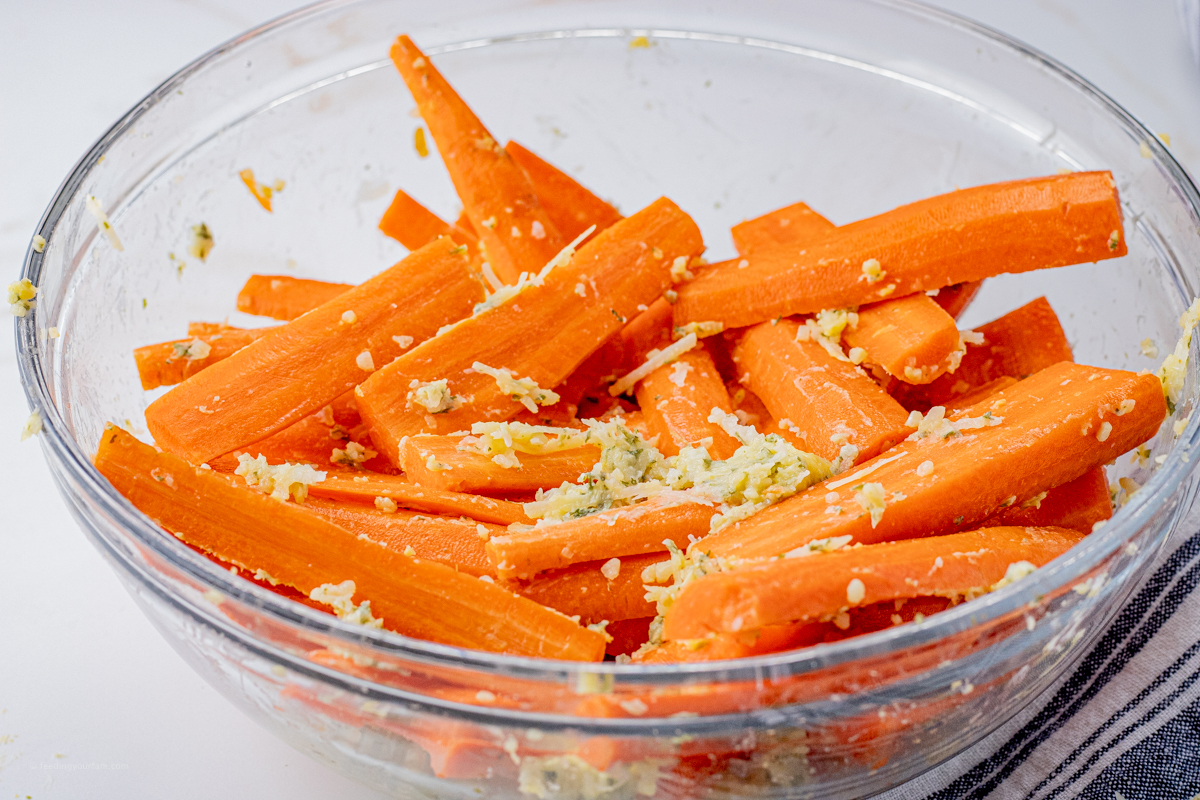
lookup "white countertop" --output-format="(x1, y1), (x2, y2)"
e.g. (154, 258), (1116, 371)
(2, 1), (1199, 797)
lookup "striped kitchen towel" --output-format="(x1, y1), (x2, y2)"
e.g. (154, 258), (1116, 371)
(883, 498), (1200, 799)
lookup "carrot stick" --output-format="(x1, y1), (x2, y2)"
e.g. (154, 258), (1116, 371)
(730, 200), (836, 257)
(145, 239), (482, 465)
(703, 361), (1166, 561)
(505, 140), (623, 241)
(732, 317), (912, 463)
(236, 275), (353, 321)
(398, 435), (599, 496)
(943, 376), (1020, 412)
(378, 188), (478, 252)
(390, 36), (565, 284)
(634, 343), (741, 459)
(892, 296), (1073, 411)
(453, 210), (475, 236)
(134, 327), (272, 391)
(605, 617), (653, 658)
(665, 526), (1083, 639)
(932, 281), (983, 320)
(987, 467), (1112, 534)
(187, 321), (244, 337)
(675, 172), (1126, 328)
(843, 293), (963, 384)
(94, 424), (605, 660)
(503, 552), (664, 625)
(632, 596), (952, 664)
(302, 497), (500, 577)
(205, 417), (388, 475)
(307, 473), (531, 525)
(486, 496), (716, 580)
(356, 197), (704, 464)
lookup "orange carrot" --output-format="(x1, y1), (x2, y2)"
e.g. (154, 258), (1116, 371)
(391, 36), (565, 283)
(134, 327), (272, 391)
(239, 168), (278, 212)
(987, 467), (1112, 534)
(843, 293), (963, 384)
(932, 281), (983, 320)
(487, 496), (715, 580)
(893, 296), (1073, 411)
(703, 361), (1166, 561)
(307, 472), (531, 525)
(730, 200), (835, 257)
(665, 526), (1083, 639)
(505, 140), (623, 241)
(356, 197), (704, 464)
(94, 424), (605, 660)
(303, 497), (500, 577)
(236, 275), (354, 321)
(605, 617), (653, 658)
(398, 435), (598, 496)
(145, 239), (482, 465)
(206, 417), (394, 476)
(675, 172), (1126, 328)
(635, 344), (740, 459)
(503, 552), (665, 625)
(732, 317), (912, 463)
(943, 376), (1020, 412)
(377, 188), (478, 252)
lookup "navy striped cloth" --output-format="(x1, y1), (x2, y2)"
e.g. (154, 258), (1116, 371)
(883, 502), (1200, 799)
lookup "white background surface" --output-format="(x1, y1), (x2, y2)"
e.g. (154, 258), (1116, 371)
(2, 1), (1200, 798)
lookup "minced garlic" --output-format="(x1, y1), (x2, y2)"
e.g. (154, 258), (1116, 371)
(854, 482), (887, 528)
(406, 378), (460, 414)
(1158, 297), (1200, 413)
(20, 410), (42, 441)
(670, 256), (694, 283)
(171, 338), (211, 362)
(1141, 338), (1159, 358)
(187, 223), (214, 261)
(846, 577), (866, 604)
(392, 334), (414, 349)
(375, 496), (398, 513)
(600, 557), (621, 580)
(309, 580), (383, 627)
(32, 234), (46, 253)
(85, 195), (124, 251)
(472, 362), (560, 413)
(668, 361), (693, 387)
(356, 350), (375, 371)
(331, 441), (376, 468)
(991, 561), (1038, 591)
(861, 258), (884, 283)
(7, 278), (37, 317)
(235, 454), (326, 502)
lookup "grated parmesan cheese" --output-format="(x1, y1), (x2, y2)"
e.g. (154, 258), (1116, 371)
(854, 482), (887, 528)
(609, 333), (698, 396)
(668, 361), (693, 387)
(471, 226), (595, 317)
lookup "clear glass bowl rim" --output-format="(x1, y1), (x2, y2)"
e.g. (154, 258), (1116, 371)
(15, 0), (1200, 704)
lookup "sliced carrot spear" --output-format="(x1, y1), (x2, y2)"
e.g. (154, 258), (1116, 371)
(145, 239), (482, 465)
(703, 361), (1166, 561)
(730, 200), (835, 257)
(892, 296), (1073, 411)
(356, 197), (704, 464)
(505, 140), (623, 241)
(931, 281), (983, 320)
(732, 317), (912, 464)
(943, 376), (1020, 413)
(134, 327), (272, 391)
(843, 293), (964, 384)
(236, 275), (354, 321)
(307, 473), (531, 525)
(391, 35), (565, 284)
(486, 496), (715, 580)
(378, 188), (478, 252)
(987, 466), (1112, 534)
(664, 526), (1084, 640)
(675, 171), (1126, 328)
(94, 424), (605, 660)
(303, 497), (501, 577)
(398, 435), (599, 496)
(635, 343), (741, 459)
(503, 552), (664, 625)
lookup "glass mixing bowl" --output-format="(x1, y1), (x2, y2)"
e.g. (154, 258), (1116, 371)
(15, 0), (1200, 796)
